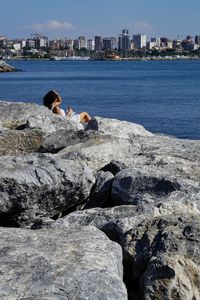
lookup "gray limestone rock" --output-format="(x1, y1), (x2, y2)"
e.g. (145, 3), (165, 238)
(0, 154), (95, 227)
(51, 205), (148, 244)
(39, 129), (99, 153)
(56, 134), (138, 172)
(111, 167), (200, 207)
(56, 133), (200, 182)
(0, 226), (127, 300)
(85, 116), (154, 138)
(0, 100), (200, 299)
(143, 255), (200, 300)
(123, 214), (200, 299)
(0, 128), (44, 155)
(0, 100), (82, 133)
(154, 199), (200, 217)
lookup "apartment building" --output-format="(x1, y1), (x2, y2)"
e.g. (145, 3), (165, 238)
(132, 34), (147, 49)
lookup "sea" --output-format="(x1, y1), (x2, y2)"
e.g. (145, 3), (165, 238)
(0, 59), (199, 140)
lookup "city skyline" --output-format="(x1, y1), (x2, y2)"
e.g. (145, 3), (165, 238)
(1, 0), (200, 40)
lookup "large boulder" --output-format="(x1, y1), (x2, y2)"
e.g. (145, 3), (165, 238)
(0, 154), (95, 227)
(0, 100), (83, 133)
(111, 167), (200, 208)
(0, 128), (44, 155)
(0, 226), (127, 300)
(51, 205), (148, 244)
(57, 134), (200, 181)
(122, 214), (200, 299)
(56, 134), (140, 172)
(51, 199), (200, 246)
(39, 129), (99, 153)
(85, 116), (154, 138)
(143, 255), (200, 300)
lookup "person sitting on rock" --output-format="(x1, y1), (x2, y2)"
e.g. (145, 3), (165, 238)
(43, 90), (91, 123)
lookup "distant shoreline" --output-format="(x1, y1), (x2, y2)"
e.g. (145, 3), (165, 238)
(5, 55), (200, 62)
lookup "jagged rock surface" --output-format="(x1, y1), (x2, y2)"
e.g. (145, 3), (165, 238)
(51, 205), (148, 244)
(0, 154), (94, 227)
(0, 100), (82, 132)
(85, 116), (154, 138)
(56, 133), (200, 181)
(0, 100), (200, 299)
(0, 226), (127, 300)
(111, 167), (200, 208)
(0, 128), (44, 155)
(39, 128), (99, 153)
(123, 214), (200, 299)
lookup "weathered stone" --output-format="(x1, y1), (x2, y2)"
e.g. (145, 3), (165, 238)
(0, 100), (200, 299)
(85, 116), (154, 138)
(39, 129), (99, 153)
(56, 134), (138, 172)
(0, 128), (44, 155)
(123, 214), (200, 299)
(51, 205), (148, 244)
(143, 255), (200, 300)
(56, 133), (200, 181)
(111, 167), (200, 207)
(0, 100), (82, 133)
(0, 154), (95, 227)
(154, 200), (200, 217)
(0, 226), (127, 300)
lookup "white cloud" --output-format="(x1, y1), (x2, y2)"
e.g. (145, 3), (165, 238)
(23, 20), (75, 32)
(133, 21), (153, 33)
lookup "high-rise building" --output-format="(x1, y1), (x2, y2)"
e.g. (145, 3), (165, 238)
(151, 37), (160, 47)
(65, 39), (74, 51)
(78, 36), (87, 49)
(73, 37), (87, 50)
(103, 37), (117, 50)
(195, 35), (200, 45)
(73, 39), (79, 50)
(87, 39), (95, 51)
(30, 34), (48, 49)
(132, 34), (147, 49)
(160, 37), (173, 49)
(94, 36), (102, 52)
(118, 29), (130, 55)
(36, 36), (48, 48)
(26, 39), (36, 49)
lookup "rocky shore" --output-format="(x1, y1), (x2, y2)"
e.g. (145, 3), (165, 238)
(0, 60), (18, 72)
(0, 100), (200, 299)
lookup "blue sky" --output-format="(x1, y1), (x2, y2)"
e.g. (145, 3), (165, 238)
(1, 0), (200, 40)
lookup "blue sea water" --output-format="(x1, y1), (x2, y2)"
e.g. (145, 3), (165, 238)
(0, 59), (199, 139)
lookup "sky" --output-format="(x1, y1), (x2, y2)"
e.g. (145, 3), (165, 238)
(1, 0), (200, 41)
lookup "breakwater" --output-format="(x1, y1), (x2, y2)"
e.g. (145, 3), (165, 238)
(0, 100), (200, 299)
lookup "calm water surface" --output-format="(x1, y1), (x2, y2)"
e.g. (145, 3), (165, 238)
(0, 60), (200, 139)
